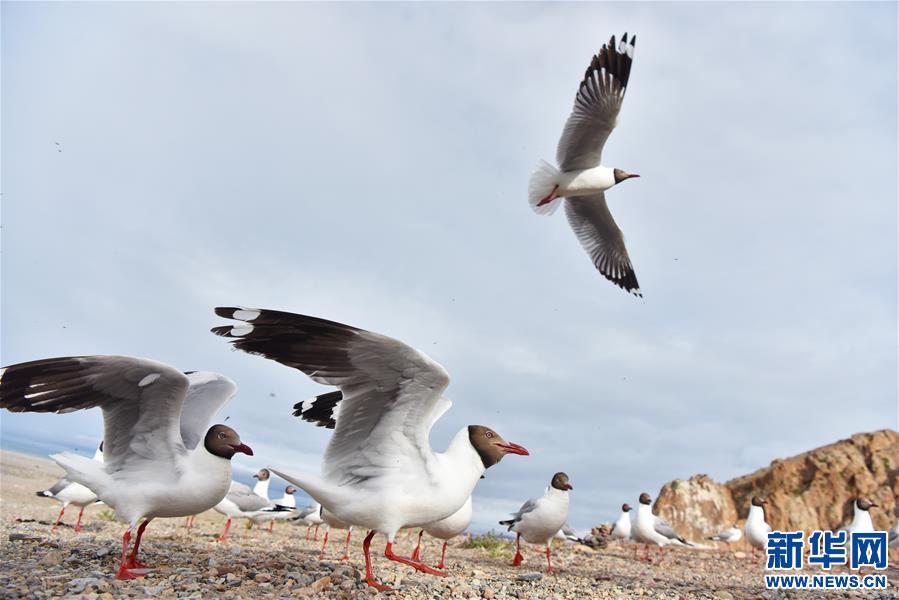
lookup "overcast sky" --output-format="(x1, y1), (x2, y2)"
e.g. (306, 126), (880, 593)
(2, 2), (896, 534)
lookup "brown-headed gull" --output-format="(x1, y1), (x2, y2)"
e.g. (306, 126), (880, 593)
(293, 501), (325, 540)
(610, 503), (632, 541)
(250, 473), (298, 532)
(0, 356), (252, 579)
(410, 496), (473, 569)
(212, 307), (529, 591)
(319, 507), (353, 561)
(297, 389), (473, 567)
(529, 33), (642, 296)
(632, 492), (690, 561)
(838, 497), (878, 535)
(36, 443), (103, 532)
(500, 472), (573, 573)
(212, 480), (293, 541)
(744, 496), (772, 560)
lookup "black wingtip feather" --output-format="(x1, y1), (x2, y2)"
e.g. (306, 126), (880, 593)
(292, 390), (341, 429)
(214, 306), (241, 319)
(587, 31), (635, 92)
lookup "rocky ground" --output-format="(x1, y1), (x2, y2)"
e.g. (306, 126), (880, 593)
(2, 451), (897, 599)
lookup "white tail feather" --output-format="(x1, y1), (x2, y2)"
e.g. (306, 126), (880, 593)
(528, 160), (562, 215)
(51, 452), (109, 494)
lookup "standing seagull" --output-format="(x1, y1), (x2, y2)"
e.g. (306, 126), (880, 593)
(610, 503), (632, 542)
(410, 496), (473, 569)
(529, 33), (642, 296)
(0, 356), (252, 579)
(744, 496), (772, 560)
(212, 307), (529, 591)
(838, 497), (878, 535)
(631, 492), (690, 561)
(499, 472), (573, 573)
(36, 443), (103, 532)
(708, 524), (742, 545)
(212, 481), (292, 542)
(316, 505), (354, 561)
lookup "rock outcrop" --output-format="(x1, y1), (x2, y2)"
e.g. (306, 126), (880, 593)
(654, 474), (737, 543)
(653, 429), (898, 541)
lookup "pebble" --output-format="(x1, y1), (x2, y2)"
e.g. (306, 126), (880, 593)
(310, 575), (332, 591)
(516, 572), (543, 582)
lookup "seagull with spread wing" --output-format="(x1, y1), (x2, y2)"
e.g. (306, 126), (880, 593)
(0, 356), (252, 579)
(529, 33), (643, 296)
(212, 307), (529, 591)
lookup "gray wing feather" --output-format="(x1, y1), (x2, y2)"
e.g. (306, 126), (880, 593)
(179, 373), (237, 450)
(564, 195), (640, 296)
(655, 518), (686, 543)
(45, 477), (72, 496)
(0, 355), (190, 474)
(227, 481), (272, 512)
(510, 498), (539, 523)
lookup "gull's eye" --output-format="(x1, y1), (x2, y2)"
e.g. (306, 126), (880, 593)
(485, 431), (494, 439)
(218, 432), (226, 439)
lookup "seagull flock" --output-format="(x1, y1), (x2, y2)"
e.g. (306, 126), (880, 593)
(2, 32), (895, 591)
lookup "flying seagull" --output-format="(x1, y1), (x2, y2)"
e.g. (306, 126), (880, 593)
(529, 33), (642, 296)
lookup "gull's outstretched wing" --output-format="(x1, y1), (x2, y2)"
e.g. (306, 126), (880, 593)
(1, 355), (190, 475)
(213, 308), (450, 487)
(556, 33), (636, 171)
(564, 194), (640, 296)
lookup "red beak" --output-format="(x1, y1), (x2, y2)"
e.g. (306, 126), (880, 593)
(496, 442), (529, 456)
(230, 443), (254, 456)
(628, 173), (640, 179)
(565, 483), (574, 490)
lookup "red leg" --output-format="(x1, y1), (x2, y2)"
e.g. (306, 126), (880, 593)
(267, 521), (274, 533)
(545, 546), (554, 574)
(313, 524), (319, 540)
(216, 518), (232, 542)
(340, 530), (352, 561)
(362, 530), (392, 591)
(411, 530), (423, 561)
(52, 505), (66, 531)
(74, 506), (85, 532)
(319, 529), (329, 560)
(436, 541), (448, 570)
(305, 525), (311, 541)
(126, 519), (153, 569)
(536, 184), (560, 207)
(116, 529), (145, 580)
(512, 533), (524, 566)
(385, 541), (447, 576)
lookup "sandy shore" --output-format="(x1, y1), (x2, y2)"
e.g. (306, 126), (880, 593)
(1, 450), (896, 599)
